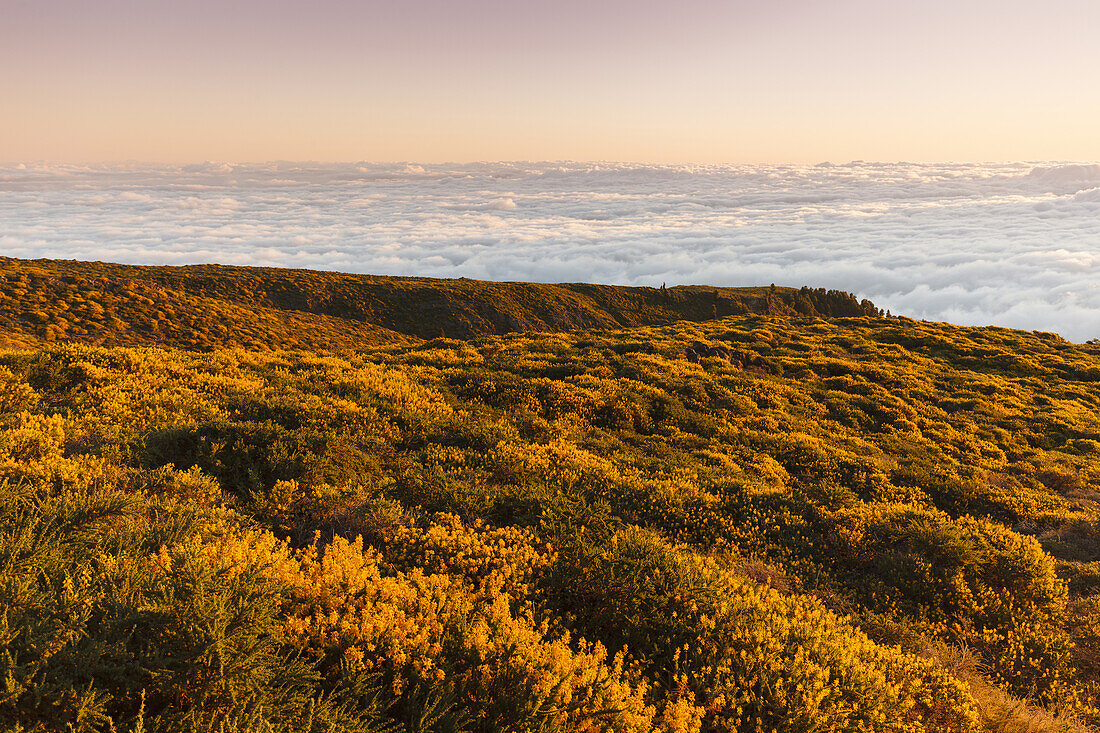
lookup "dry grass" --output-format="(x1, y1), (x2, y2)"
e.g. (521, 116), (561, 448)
(919, 642), (1094, 733)
(732, 557), (795, 595)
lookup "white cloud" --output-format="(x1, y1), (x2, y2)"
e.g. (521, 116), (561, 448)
(1026, 163), (1100, 191)
(2, 161), (1100, 341)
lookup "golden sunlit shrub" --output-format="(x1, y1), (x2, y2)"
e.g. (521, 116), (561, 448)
(282, 534), (656, 731)
(381, 511), (554, 598)
(547, 526), (981, 732)
(821, 502), (1075, 702)
(0, 483), (399, 733)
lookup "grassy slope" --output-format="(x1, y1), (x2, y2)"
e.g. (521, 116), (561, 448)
(0, 257), (879, 347)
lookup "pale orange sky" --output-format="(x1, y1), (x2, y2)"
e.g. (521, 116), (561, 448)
(4, 0), (1099, 163)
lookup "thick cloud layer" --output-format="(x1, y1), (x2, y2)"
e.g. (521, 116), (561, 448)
(3, 161), (1100, 341)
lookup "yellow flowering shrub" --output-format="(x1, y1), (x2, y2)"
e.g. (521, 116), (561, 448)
(382, 511), (555, 597)
(281, 534), (655, 731)
(547, 526), (982, 732)
(820, 502), (1074, 702)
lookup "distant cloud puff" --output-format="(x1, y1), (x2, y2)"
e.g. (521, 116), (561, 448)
(1, 161), (1099, 341)
(1026, 163), (1100, 187)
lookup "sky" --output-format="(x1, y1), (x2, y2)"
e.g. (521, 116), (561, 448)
(4, 161), (1100, 340)
(4, 0), (1100, 163)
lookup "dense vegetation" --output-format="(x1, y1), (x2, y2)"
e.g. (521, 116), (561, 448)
(0, 258), (879, 349)
(4, 260), (1100, 732)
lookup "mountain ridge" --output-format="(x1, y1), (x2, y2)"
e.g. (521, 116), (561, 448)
(0, 257), (880, 349)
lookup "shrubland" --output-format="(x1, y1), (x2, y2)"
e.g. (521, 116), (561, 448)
(0, 258), (878, 348)
(2, 262), (1100, 732)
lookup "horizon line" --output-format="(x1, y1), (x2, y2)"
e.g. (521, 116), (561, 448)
(5, 158), (1100, 168)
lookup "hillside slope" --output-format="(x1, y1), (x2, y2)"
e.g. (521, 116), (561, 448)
(4, 299), (1100, 731)
(0, 257), (880, 348)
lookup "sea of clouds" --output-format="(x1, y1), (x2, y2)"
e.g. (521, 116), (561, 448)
(2, 160), (1100, 341)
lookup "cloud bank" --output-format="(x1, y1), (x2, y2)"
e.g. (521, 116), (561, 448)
(2, 161), (1100, 341)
